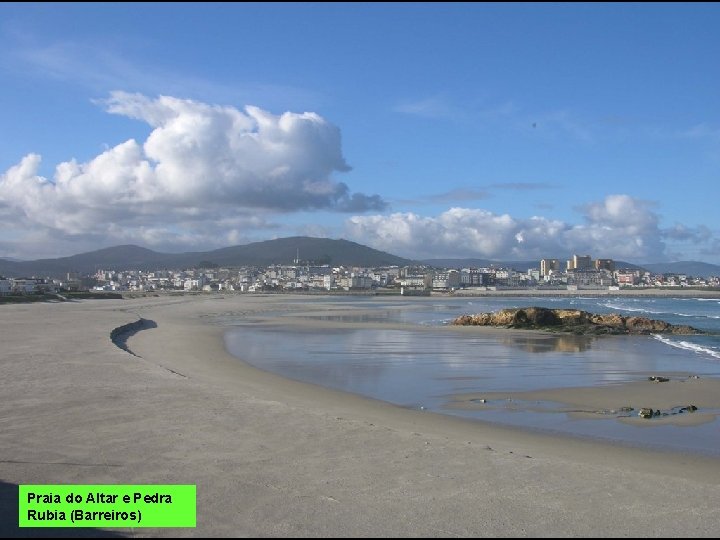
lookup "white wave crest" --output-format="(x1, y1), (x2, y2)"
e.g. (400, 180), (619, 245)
(600, 302), (663, 314)
(600, 302), (718, 320)
(652, 334), (720, 359)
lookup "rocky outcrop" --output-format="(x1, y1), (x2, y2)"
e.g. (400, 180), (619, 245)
(451, 307), (704, 335)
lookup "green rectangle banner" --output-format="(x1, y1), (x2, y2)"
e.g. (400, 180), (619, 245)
(19, 485), (196, 528)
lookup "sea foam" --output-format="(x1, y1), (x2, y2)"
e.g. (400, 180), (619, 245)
(652, 334), (720, 359)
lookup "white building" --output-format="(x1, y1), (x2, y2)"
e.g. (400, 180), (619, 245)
(568, 255), (593, 271)
(11, 279), (38, 294)
(184, 277), (207, 291)
(540, 259), (561, 277)
(0, 279), (12, 295)
(432, 270), (460, 291)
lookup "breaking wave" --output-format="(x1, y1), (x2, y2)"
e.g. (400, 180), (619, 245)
(600, 302), (719, 319)
(600, 301), (664, 314)
(652, 334), (720, 359)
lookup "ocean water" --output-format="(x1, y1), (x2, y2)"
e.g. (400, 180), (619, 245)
(223, 295), (720, 455)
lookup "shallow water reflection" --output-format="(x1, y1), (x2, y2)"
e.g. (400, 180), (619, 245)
(223, 297), (720, 456)
(500, 334), (594, 353)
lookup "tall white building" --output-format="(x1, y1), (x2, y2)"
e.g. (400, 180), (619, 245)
(540, 259), (561, 277)
(567, 254), (592, 271)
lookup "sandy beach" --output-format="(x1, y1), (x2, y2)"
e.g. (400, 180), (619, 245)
(2, 293), (720, 537)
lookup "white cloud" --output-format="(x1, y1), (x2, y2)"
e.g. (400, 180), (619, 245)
(345, 194), (706, 262)
(393, 95), (594, 142)
(530, 110), (594, 142)
(0, 92), (386, 256)
(675, 123), (720, 140)
(6, 37), (323, 111)
(393, 187), (491, 206)
(393, 97), (461, 120)
(663, 223), (712, 243)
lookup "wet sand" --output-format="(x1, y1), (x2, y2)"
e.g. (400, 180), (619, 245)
(447, 378), (720, 427)
(2, 294), (720, 537)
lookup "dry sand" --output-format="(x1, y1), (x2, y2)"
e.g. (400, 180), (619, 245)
(2, 294), (720, 537)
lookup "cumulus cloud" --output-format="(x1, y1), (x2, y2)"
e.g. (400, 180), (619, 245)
(345, 194), (697, 262)
(0, 92), (386, 256)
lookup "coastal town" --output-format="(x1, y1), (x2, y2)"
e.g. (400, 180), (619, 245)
(1, 253), (719, 297)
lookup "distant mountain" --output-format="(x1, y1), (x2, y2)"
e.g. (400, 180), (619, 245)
(184, 237), (412, 269)
(0, 245), (172, 279)
(0, 237), (413, 278)
(2, 240), (717, 279)
(642, 261), (720, 278)
(613, 261), (648, 272)
(422, 258), (647, 273)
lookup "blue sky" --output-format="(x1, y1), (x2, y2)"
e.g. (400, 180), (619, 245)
(1, 3), (719, 263)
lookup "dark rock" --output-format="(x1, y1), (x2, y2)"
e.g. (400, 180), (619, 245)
(451, 307), (705, 336)
(648, 376), (670, 383)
